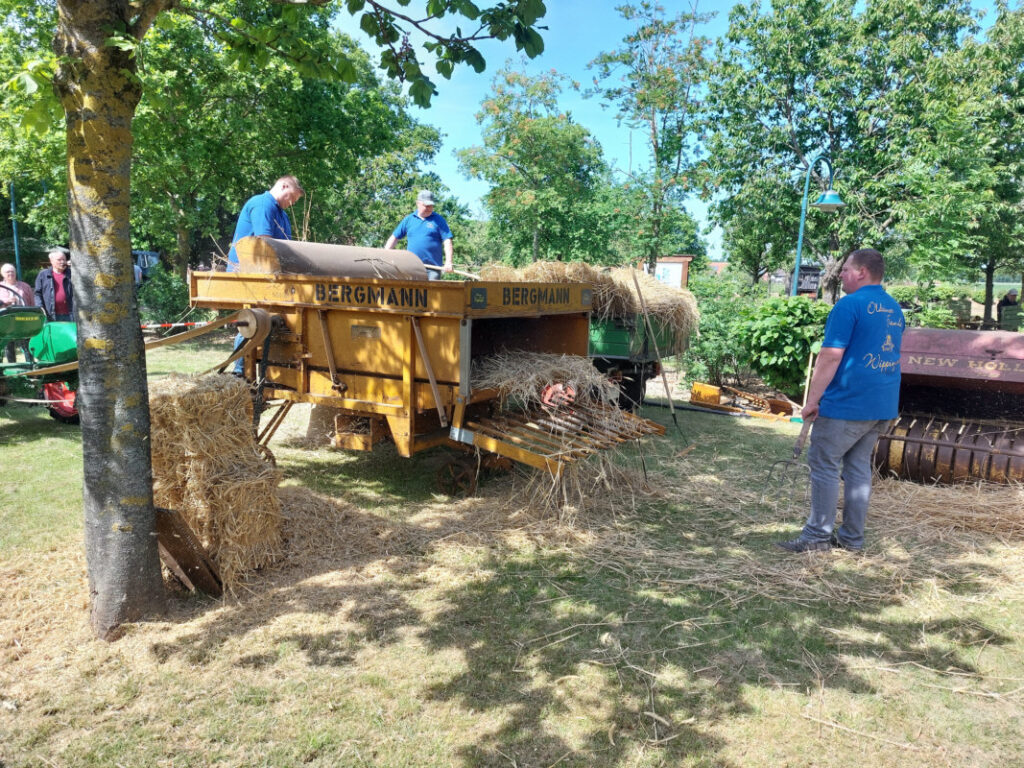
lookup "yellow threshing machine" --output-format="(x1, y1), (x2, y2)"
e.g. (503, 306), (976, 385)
(189, 237), (663, 488)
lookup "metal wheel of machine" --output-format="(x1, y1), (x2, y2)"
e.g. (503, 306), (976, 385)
(436, 455), (479, 497)
(47, 406), (80, 425)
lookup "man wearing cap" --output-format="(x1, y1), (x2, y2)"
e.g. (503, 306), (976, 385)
(226, 175), (304, 272)
(997, 288), (1019, 326)
(384, 190), (454, 279)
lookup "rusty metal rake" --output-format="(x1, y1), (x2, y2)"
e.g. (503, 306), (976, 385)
(760, 420), (812, 508)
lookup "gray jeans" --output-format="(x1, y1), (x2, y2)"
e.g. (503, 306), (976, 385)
(802, 416), (892, 548)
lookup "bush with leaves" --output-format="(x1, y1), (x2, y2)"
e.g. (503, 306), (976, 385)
(137, 263), (193, 325)
(737, 296), (831, 399)
(887, 285), (919, 306)
(910, 305), (957, 329)
(678, 273), (766, 388)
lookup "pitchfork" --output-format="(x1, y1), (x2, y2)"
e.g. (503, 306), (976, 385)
(760, 419), (812, 508)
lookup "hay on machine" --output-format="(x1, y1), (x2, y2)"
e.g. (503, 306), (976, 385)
(149, 373), (283, 591)
(477, 261), (699, 356)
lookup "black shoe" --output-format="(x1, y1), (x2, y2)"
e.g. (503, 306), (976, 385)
(775, 538), (831, 553)
(829, 534), (863, 552)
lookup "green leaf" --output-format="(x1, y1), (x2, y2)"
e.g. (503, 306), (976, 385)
(409, 77), (437, 107)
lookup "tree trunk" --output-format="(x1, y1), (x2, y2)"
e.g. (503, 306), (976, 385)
(55, 0), (165, 641)
(175, 224), (192, 279)
(983, 261), (996, 325)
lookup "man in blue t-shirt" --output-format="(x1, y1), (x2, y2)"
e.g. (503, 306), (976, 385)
(226, 175), (302, 373)
(226, 175), (304, 271)
(777, 248), (904, 554)
(384, 190), (453, 280)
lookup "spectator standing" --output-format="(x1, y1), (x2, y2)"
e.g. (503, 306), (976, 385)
(996, 288), (1018, 325)
(776, 248), (904, 554)
(34, 248), (75, 322)
(1, 262), (36, 362)
(384, 190), (453, 279)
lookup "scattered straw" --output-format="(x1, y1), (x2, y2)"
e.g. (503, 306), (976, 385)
(871, 477), (1024, 541)
(149, 374), (284, 590)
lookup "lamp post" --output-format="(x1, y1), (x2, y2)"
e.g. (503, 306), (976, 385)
(791, 152), (844, 297)
(9, 181), (22, 281)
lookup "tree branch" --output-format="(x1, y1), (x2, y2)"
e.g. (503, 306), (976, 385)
(130, 0), (179, 40)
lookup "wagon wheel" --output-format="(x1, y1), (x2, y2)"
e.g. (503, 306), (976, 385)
(436, 456), (479, 497)
(481, 455), (514, 476)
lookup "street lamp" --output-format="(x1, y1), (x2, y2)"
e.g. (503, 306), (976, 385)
(791, 152), (844, 296)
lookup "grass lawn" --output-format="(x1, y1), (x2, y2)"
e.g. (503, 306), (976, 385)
(2, 340), (1023, 767)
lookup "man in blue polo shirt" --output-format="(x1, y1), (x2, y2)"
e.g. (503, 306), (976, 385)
(777, 248), (904, 554)
(384, 190), (453, 279)
(226, 175), (304, 272)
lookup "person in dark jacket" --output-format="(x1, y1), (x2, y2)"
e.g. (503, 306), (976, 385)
(34, 248), (75, 322)
(996, 288), (1018, 325)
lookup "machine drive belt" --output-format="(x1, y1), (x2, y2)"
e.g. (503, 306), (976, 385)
(11, 309), (271, 379)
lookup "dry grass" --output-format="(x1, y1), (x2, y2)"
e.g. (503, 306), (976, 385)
(3, 404), (1024, 767)
(871, 476), (1024, 541)
(471, 350), (618, 409)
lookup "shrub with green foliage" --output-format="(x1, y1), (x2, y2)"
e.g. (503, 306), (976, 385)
(678, 273), (765, 387)
(137, 264), (192, 325)
(910, 305), (957, 328)
(737, 296), (831, 399)
(887, 285), (918, 306)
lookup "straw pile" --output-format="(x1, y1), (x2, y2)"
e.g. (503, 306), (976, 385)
(471, 351), (618, 409)
(477, 261), (699, 355)
(149, 374), (284, 590)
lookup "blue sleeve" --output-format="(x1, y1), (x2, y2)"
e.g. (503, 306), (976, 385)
(438, 215), (453, 241)
(391, 215), (408, 240)
(821, 298), (856, 349)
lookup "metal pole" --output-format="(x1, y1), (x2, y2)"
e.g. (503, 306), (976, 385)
(790, 162), (814, 297)
(9, 181), (22, 280)
(791, 153), (837, 297)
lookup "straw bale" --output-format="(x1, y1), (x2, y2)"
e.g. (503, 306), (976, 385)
(149, 373), (283, 590)
(478, 264), (519, 281)
(603, 268), (699, 355)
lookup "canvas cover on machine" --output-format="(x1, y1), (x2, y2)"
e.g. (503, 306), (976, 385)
(28, 321), (78, 364)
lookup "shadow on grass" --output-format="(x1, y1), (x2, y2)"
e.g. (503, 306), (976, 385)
(0, 404), (80, 446)
(146, 408), (1017, 767)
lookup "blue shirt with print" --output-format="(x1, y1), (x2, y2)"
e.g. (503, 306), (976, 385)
(819, 284), (905, 421)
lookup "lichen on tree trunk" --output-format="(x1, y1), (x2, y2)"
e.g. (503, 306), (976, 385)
(55, 0), (166, 640)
